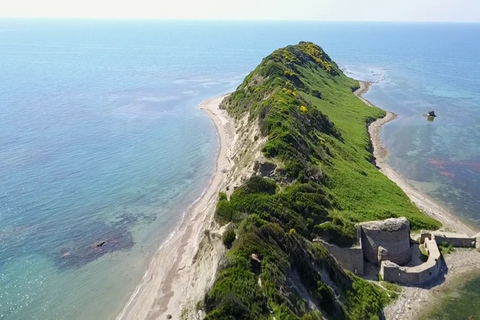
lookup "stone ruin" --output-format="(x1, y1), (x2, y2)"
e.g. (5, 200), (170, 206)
(317, 217), (477, 286)
(359, 217), (411, 266)
(379, 232), (441, 285)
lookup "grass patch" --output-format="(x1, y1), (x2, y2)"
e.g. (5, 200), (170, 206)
(439, 241), (455, 255)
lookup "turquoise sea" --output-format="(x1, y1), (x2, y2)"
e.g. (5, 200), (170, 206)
(0, 20), (479, 319)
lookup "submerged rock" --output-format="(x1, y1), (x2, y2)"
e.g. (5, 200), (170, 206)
(52, 214), (137, 269)
(95, 240), (106, 247)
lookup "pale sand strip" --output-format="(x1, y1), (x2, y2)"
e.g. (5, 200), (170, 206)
(356, 81), (480, 319)
(116, 95), (234, 320)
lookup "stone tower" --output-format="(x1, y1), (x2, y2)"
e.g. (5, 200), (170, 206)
(359, 217), (411, 266)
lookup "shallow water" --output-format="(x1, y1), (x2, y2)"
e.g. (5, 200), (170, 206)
(0, 20), (479, 319)
(421, 274), (480, 320)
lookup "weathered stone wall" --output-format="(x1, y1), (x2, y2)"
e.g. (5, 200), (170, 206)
(317, 239), (364, 275)
(360, 217), (411, 265)
(380, 235), (441, 285)
(317, 219), (476, 285)
(433, 232), (476, 248)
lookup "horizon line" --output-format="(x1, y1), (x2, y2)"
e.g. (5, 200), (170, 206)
(1, 17), (480, 23)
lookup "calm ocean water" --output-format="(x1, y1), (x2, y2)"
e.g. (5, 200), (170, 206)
(0, 20), (479, 319)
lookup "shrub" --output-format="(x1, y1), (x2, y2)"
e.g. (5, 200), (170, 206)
(439, 242), (455, 255)
(234, 175), (277, 197)
(314, 216), (357, 247)
(223, 228), (236, 248)
(219, 192), (227, 201)
(311, 89), (322, 99)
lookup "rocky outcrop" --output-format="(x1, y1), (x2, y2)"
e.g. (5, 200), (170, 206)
(253, 160), (291, 183)
(359, 217), (411, 265)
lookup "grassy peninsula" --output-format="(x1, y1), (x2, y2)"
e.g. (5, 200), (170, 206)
(202, 42), (440, 319)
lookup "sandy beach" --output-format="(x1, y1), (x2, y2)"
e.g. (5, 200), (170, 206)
(357, 81), (480, 319)
(116, 95), (235, 320)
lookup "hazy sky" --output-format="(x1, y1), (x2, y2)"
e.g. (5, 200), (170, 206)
(1, 0), (479, 22)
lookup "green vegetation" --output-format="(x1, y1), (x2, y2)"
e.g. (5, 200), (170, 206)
(419, 244), (429, 262)
(204, 42), (440, 319)
(222, 227), (236, 248)
(439, 241), (455, 255)
(380, 281), (401, 300)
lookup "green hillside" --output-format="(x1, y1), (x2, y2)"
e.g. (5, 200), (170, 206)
(203, 42), (440, 319)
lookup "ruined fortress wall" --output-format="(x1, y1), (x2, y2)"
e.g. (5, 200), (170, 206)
(433, 232), (476, 248)
(360, 218), (411, 265)
(380, 260), (440, 285)
(319, 240), (364, 275)
(380, 237), (441, 285)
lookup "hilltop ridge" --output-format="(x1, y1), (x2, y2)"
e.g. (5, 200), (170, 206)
(199, 42), (440, 319)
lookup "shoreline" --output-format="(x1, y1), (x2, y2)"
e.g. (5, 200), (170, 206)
(115, 81), (480, 320)
(356, 80), (480, 319)
(116, 95), (234, 320)
(357, 80), (476, 234)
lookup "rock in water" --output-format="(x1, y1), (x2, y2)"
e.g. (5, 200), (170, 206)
(428, 110), (436, 117)
(96, 240), (106, 247)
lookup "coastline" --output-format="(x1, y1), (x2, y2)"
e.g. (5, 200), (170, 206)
(357, 81), (480, 319)
(357, 80), (476, 234)
(116, 95), (235, 320)
(114, 81), (480, 320)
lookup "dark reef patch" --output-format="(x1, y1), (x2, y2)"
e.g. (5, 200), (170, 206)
(52, 213), (137, 269)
